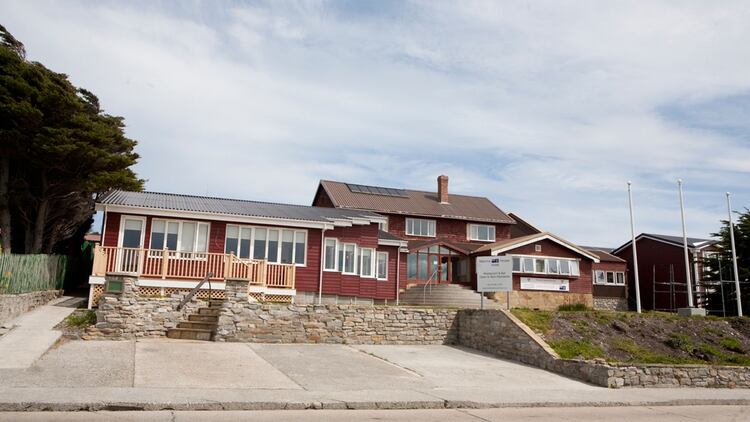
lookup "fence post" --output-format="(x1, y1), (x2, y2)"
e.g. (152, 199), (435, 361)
(161, 248), (168, 279)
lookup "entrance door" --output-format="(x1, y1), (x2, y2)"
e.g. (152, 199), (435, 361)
(118, 217), (145, 273)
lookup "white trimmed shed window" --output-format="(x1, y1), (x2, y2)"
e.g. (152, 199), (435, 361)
(406, 218), (436, 237)
(594, 270), (625, 285)
(469, 224), (496, 242)
(511, 255), (581, 277)
(225, 225), (307, 265)
(150, 219), (208, 256)
(376, 251), (388, 280)
(359, 248), (375, 278)
(324, 238), (338, 271)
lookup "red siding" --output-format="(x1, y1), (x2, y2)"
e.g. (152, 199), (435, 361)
(591, 261), (628, 299)
(103, 212), (121, 247)
(386, 213), (511, 244)
(498, 239), (595, 295)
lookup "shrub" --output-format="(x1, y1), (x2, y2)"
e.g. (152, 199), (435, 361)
(64, 310), (96, 328)
(558, 303), (589, 312)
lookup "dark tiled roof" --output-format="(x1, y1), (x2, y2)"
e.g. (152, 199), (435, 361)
(98, 190), (385, 224)
(584, 248), (626, 263)
(612, 233), (718, 254)
(317, 180), (515, 224)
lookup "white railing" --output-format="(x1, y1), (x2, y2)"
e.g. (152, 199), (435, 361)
(92, 245), (295, 289)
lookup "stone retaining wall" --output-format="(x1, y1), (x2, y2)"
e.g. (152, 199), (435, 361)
(593, 297), (628, 311)
(0, 290), (62, 325)
(85, 275), (207, 339)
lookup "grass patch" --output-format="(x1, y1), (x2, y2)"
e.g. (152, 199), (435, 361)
(511, 309), (553, 334)
(549, 339), (604, 360)
(611, 336), (695, 364)
(720, 337), (745, 353)
(665, 333), (693, 352)
(63, 310), (96, 327)
(558, 303), (589, 312)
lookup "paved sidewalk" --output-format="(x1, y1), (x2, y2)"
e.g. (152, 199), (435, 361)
(0, 296), (83, 369)
(1, 340), (750, 411)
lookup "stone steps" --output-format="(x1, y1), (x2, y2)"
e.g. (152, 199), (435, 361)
(399, 284), (503, 309)
(166, 299), (225, 341)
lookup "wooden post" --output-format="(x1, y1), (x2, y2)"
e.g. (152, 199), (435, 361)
(161, 248), (168, 279)
(137, 248), (145, 276)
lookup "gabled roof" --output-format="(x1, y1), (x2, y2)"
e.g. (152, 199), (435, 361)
(508, 212), (543, 238)
(406, 238), (483, 255)
(474, 232), (601, 262)
(97, 190), (386, 229)
(612, 233), (718, 254)
(315, 180), (515, 224)
(584, 247), (626, 263)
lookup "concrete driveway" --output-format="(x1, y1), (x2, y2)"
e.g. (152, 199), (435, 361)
(2, 339), (750, 411)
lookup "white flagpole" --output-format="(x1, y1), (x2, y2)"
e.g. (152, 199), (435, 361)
(726, 192), (743, 317)
(627, 182), (642, 313)
(678, 179), (694, 307)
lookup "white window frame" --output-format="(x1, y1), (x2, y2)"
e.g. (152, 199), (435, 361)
(148, 218), (210, 259)
(378, 217), (389, 232)
(341, 243), (358, 275)
(359, 247), (376, 278)
(224, 224), (308, 266)
(509, 254), (582, 277)
(405, 218), (436, 237)
(376, 251), (388, 281)
(323, 238), (339, 271)
(119, 216), (147, 249)
(594, 270), (626, 286)
(468, 224), (496, 242)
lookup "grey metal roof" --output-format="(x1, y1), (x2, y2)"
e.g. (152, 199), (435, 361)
(642, 233), (716, 248)
(378, 230), (405, 242)
(98, 190), (385, 224)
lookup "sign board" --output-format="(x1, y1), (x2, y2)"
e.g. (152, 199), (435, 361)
(476, 256), (513, 292)
(520, 277), (569, 292)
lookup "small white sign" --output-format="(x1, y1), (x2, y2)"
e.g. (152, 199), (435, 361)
(520, 277), (570, 292)
(476, 256), (513, 292)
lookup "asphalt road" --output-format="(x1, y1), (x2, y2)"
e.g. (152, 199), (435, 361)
(0, 406), (747, 421)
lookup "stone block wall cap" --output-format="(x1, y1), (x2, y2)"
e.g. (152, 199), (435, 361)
(225, 277), (251, 282)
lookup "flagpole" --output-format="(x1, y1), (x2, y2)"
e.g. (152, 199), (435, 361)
(678, 179), (694, 307)
(726, 192), (743, 317)
(627, 182), (642, 313)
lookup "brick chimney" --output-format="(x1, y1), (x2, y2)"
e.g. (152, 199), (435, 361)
(437, 175), (449, 204)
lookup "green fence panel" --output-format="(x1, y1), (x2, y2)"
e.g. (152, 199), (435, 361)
(0, 254), (67, 294)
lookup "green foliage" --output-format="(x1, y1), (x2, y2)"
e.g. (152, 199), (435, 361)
(64, 310), (96, 327)
(0, 26), (143, 254)
(665, 333), (693, 352)
(511, 308), (553, 334)
(558, 303), (589, 311)
(549, 339), (604, 360)
(611, 337), (694, 364)
(719, 337), (745, 353)
(0, 254), (66, 293)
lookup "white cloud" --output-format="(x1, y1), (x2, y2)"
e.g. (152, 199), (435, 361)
(2, 0), (749, 245)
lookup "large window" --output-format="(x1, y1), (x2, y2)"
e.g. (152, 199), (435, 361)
(150, 219), (208, 256)
(342, 243), (357, 274)
(511, 255), (580, 277)
(406, 218), (436, 237)
(376, 252), (388, 280)
(225, 225), (307, 265)
(468, 224), (496, 242)
(406, 245), (466, 282)
(594, 270), (625, 285)
(324, 238), (338, 271)
(359, 248), (375, 278)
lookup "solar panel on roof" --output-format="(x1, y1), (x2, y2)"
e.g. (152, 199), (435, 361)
(346, 183), (408, 197)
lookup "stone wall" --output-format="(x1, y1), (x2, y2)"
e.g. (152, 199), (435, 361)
(0, 290), (62, 325)
(457, 308), (750, 389)
(85, 275), (207, 339)
(487, 291), (593, 310)
(593, 297), (628, 311)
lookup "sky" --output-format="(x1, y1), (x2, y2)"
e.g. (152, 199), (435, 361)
(3, 0), (750, 247)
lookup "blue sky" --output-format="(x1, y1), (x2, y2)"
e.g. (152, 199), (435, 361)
(3, 0), (750, 246)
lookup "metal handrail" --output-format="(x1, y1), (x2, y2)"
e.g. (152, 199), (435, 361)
(422, 268), (440, 305)
(177, 271), (214, 310)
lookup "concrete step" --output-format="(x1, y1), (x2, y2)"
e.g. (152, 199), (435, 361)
(178, 321), (216, 330)
(166, 328), (213, 341)
(207, 300), (225, 308)
(188, 314), (219, 323)
(399, 283), (503, 308)
(198, 307), (222, 316)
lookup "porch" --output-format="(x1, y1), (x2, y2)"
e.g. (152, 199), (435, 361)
(89, 245), (296, 306)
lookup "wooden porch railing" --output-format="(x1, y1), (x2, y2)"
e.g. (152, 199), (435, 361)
(91, 245), (295, 289)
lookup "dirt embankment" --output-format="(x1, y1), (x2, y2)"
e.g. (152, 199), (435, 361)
(512, 309), (750, 366)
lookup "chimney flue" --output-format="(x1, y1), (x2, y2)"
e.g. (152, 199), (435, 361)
(437, 175), (449, 204)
